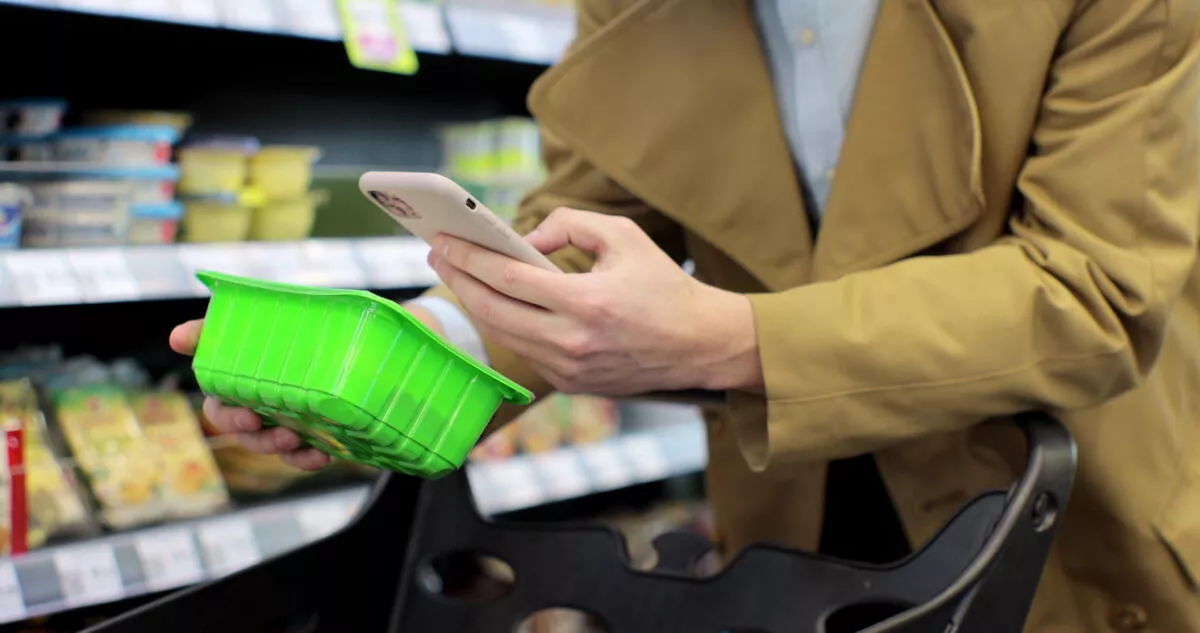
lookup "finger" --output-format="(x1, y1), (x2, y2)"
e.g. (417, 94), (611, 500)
(281, 449), (332, 471)
(202, 397), (262, 434)
(524, 208), (638, 260)
(432, 252), (562, 338)
(170, 319), (204, 355)
(236, 426), (303, 454)
(430, 235), (569, 309)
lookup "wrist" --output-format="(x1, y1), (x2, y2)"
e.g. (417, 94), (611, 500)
(693, 287), (764, 392)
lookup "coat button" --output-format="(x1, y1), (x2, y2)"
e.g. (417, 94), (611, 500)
(1109, 604), (1149, 632)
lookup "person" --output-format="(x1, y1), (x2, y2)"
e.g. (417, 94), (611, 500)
(171, 0), (1200, 630)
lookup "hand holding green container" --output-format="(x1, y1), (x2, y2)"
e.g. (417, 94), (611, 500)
(191, 271), (532, 478)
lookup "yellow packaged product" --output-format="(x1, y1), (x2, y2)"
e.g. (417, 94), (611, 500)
(565, 395), (620, 446)
(52, 385), (165, 529)
(129, 391), (229, 519)
(0, 380), (91, 552)
(513, 395), (567, 454)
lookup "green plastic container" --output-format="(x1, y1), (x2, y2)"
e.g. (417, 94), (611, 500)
(192, 271), (532, 478)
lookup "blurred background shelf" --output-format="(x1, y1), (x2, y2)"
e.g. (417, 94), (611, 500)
(0, 237), (437, 307)
(0, 0), (575, 63)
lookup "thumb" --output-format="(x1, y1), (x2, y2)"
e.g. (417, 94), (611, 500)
(525, 208), (632, 261)
(170, 319), (205, 356)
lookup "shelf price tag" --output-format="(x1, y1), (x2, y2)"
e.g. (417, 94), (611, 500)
(620, 435), (670, 481)
(578, 442), (632, 490)
(4, 251), (83, 306)
(495, 15), (549, 63)
(173, 0), (221, 25)
(282, 0), (342, 39)
(135, 528), (205, 591)
(296, 497), (354, 540)
(217, 0), (277, 31)
(53, 544), (124, 607)
(338, 0), (419, 75)
(68, 249), (141, 303)
(356, 239), (430, 289)
(246, 244), (308, 285)
(123, 0), (173, 19)
(399, 1), (450, 53)
(60, 0), (121, 15)
(530, 451), (590, 500)
(475, 459), (540, 514)
(197, 517), (262, 576)
(300, 240), (368, 288)
(176, 245), (257, 294)
(0, 561), (26, 623)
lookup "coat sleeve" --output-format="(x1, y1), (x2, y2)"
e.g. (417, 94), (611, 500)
(420, 0), (688, 427)
(732, 0), (1200, 469)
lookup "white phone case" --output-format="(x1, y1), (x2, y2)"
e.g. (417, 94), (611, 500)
(359, 172), (559, 272)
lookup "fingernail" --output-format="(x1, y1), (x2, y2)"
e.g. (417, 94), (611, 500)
(236, 410), (260, 431)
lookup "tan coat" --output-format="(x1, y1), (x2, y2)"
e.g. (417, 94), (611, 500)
(424, 0), (1200, 630)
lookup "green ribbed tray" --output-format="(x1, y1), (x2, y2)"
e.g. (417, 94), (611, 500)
(192, 271), (532, 478)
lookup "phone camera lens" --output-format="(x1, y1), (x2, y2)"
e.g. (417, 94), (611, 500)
(465, 198), (477, 210)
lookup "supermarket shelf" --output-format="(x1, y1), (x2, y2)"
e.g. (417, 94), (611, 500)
(0, 485), (370, 624)
(467, 417), (708, 515)
(0, 0), (577, 63)
(0, 420), (705, 624)
(0, 237), (437, 308)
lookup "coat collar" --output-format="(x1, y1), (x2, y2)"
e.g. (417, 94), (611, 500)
(528, 0), (984, 289)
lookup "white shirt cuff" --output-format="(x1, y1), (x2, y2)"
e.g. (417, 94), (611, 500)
(408, 296), (491, 366)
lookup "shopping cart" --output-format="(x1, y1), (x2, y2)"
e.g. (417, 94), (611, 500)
(85, 407), (1075, 633)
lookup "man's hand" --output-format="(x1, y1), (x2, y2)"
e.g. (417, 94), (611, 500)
(428, 208), (763, 395)
(169, 305), (447, 471)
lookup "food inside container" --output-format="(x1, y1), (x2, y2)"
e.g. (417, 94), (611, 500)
(248, 145), (322, 199)
(0, 99), (67, 136)
(178, 138), (259, 195)
(250, 190), (327, 241)
(53, 125), (180, 166)
(0, 184), (30, 250)
(84, 110), (193, 136)
(129, 201), (183, 244)
(181, 194), (253, 242)
(21, 179), (131, 247)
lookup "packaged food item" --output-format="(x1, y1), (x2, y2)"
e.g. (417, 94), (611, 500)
(178, 137), (259, 195)
(0, 99), (67, 136)
(53, 125), (180, 166)
(181, 192), (259, 242)
(51, 385), (166, 529)
(565, 395), (620, 445)
(469, 424), (518, 462)
(194, 395), (316, 495)
(0, 184), (29, 249)
(493, 118), (542, 178)
(0, 380), (93, 553)
(248, 145), (322, 200)
(123, 165), (181, 205)
(249, 190), (327, 241)
(84, 110), (193, 137)
(128, 201), (183, 244)
(513, 395), (567, 454)
(21, 179), (132, 247)
(129, 391), (229, 519)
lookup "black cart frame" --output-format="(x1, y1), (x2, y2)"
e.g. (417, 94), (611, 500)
(87, 411), (1075, 633)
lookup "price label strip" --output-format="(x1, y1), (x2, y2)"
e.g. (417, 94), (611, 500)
(474, 459), (541, 514)
(338, 0), (419, 75)
(197, 517), (262, 576)
(217, 0), (277, 31)
(356, 239), (430, 289)
(619, 434), (670, 481)
(495, 14), (549, 64)
(135, 528), (205, 592)
(68, 249), (141, 303)
(246, 243), (309, 285)
(177, 245), (258, 294)
(300, 240), (369, 288)
(53, 544), (124, 607)
(0, 561), (26, 624)
(173, 0), (221, 25)
(122, 0), (174, 19)
(4, 251), (83, 306)
(530, 451), (590, 501)
(578, 442), (634, 490)
(295, 497), (355, 540)
(282, 0), (342, 39)
(399, 1), (450, 53)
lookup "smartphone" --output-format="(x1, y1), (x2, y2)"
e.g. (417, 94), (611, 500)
(359, 171), (559, 272)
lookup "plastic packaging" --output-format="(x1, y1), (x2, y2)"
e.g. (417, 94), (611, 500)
(53, 125), (180, 166)
(128, 391), (230, 519)
(0, 184), (30, 249)
(178, 137), (260, 195)
(192, 271), (533, 477)
(248, 145), (321, 199)
(249, 190), (326, 241)
(124, 165), (181, 205)
(84, 110), (193, 136)
(0, 99), (67, 136)
(129, 201), (183, 244)
(21, 180), (131, 247)
(181, 195), (252, 242)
